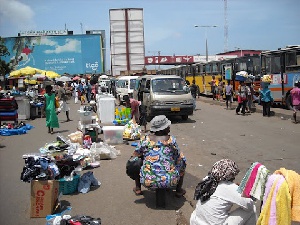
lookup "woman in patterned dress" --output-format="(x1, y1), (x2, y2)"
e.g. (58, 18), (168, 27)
(132, 115), (186, 197)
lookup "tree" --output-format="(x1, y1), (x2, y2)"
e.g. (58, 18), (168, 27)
(0, 37), (11, 86)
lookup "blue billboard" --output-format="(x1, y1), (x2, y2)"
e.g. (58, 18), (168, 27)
(3, 34), (104, 75)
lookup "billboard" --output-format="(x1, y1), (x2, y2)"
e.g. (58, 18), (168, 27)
(3, 34), (104, 75)
(110, 8), (145, 76)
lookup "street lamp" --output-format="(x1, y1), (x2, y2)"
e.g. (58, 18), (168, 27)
(194, 25), (217, 62)
(234, 47), (243, 57)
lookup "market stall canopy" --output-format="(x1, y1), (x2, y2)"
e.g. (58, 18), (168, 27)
(45, 71), (60, 79)
(56, 76), (72, 82)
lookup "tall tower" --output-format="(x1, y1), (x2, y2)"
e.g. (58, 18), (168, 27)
(224, 0), (228, 52)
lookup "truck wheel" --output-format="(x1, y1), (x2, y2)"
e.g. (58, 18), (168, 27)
(181, 115), (188, 121)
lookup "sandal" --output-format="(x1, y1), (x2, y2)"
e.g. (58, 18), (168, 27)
(175, 189), (186, 198)
(133, 187), (143, 196)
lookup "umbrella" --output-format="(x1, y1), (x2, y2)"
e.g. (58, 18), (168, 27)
(19, 66), (38, 75)
(45, 71), (60, 79)
(9, 66), (44, 78)
(73, 76), (81, 81)
(31, 74), (47, 81)
(24, 79), (38, 85)
(9, 70), (22, 77)
(100, 75), (109, 79)
(56, 76), (72, 82)
(236, 71), (248, 77)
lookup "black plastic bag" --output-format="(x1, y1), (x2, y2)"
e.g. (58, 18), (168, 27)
(126, 156), (142, 180)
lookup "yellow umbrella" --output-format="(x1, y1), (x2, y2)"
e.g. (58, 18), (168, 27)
(24, 79), (38, 85)
(19, 66), (38, 75)
(45, 71), (60, 79)
(9, 70), (22, 77)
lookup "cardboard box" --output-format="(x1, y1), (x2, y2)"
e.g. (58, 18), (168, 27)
(30, 180), (59, 218)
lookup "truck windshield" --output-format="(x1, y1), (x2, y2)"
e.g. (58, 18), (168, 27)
(152, 78), (186, 92)
(130, 79), (137, 89)
(116, 80), (128, 88)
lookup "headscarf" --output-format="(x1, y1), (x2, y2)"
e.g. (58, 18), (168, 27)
(194, 159), (240, 202)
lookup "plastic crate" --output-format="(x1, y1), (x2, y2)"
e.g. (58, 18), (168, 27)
(59, 174), (80, 195)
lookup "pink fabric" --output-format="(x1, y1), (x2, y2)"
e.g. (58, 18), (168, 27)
(243, 163), (261, 197)
(262, 174), (281, 209)
(291, 87), (300, 106)
(269, 175), (285, 225)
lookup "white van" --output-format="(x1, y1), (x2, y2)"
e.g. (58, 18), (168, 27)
(133, 75), (194, 120)
(115, 75), (139, 102)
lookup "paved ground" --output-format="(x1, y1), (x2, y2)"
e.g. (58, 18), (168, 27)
(198, 96), (294, 121)
(0, 96), (298, 225)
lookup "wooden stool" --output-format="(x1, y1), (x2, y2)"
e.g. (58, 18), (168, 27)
(156, 188), (166, 208)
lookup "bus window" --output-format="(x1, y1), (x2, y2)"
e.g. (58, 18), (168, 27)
(205, 64), (211, 73)
(286, 51), (300, 72)
(270, 55), (281, 73)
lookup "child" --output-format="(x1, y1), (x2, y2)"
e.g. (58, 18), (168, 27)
(80, 90), (86, 105)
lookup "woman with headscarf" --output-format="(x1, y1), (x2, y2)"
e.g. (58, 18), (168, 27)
(190, 159), (257, 225)
(130, 115), (186, 197)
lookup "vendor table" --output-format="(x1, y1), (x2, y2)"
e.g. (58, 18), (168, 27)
(30, 102), (44, 119)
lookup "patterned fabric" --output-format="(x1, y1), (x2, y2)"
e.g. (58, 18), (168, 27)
(194, 159), (239, 202)
(211, 159), (240, 182)
(134, 135), (186, 189)
(193, 173), (218, 202)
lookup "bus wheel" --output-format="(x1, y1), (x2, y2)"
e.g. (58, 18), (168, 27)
(181, 115), (188, 121)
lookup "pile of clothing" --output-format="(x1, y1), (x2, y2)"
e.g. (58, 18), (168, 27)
(0, 121), (34, 136)
(20, 155), (60, 182)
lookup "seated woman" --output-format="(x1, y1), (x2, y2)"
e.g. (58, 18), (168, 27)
(190, 159), (257, 225)
(132, 115), (186, 197)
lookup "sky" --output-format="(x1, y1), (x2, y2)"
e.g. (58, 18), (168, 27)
(0, 0), (299, 69)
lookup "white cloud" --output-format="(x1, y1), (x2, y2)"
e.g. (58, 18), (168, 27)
(40, 37), (58, 47)
(0, 0), (35, 29)
(44, 38), (81, 54)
